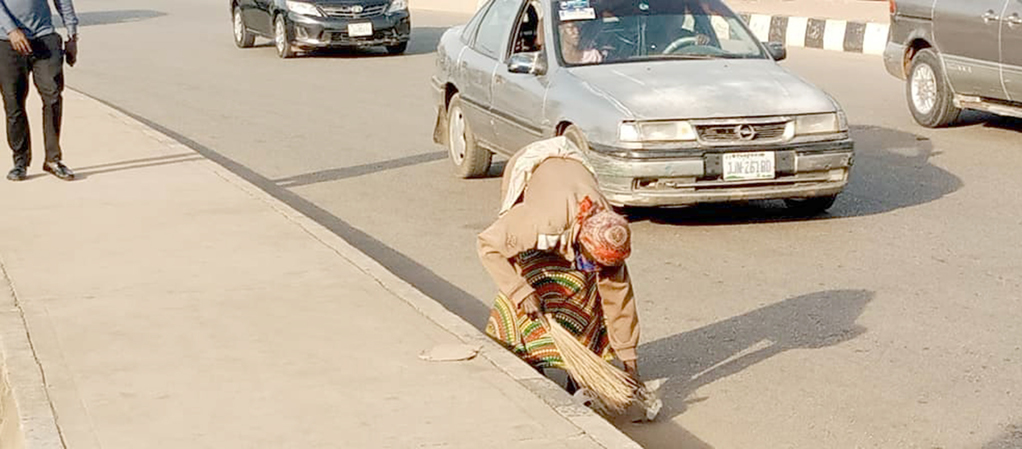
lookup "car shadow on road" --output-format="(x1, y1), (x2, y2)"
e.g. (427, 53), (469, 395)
(954, 111), (1022, 133)
(626, 125), (962, 226)
(616, 289), (874, 448)
(302, 26), (448, 58)
(59, 10), (167, 28)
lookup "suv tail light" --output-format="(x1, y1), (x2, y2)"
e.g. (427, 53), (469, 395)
(889, 0), (897, 15)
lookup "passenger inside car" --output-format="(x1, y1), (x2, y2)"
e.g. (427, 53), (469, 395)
(559, 21), (604, 63)
(513, 3), (542, 54)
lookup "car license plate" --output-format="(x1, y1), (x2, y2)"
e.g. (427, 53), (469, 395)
(348, 23), (373, 37)
(722, 151), (776, 181)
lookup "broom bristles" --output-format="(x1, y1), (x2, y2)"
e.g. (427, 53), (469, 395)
(541, 314), (640, 414)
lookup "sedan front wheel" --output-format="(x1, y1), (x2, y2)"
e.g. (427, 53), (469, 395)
(784, 195), (838, 216)
(274, 15), (296, 59)
(446, 94), (492, 178)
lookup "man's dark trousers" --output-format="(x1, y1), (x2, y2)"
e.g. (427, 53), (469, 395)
(0, 33), (64, 167)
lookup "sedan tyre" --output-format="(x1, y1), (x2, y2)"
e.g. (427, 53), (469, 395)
(386, 42), (408, 55)
(784, 195), (838, 216)
(233, 7), (255, 48)
(274, 15), (296, 59)
(562, 124), (590, 151)
(906, 49), (960, 128)
(446, 94), (491, 178)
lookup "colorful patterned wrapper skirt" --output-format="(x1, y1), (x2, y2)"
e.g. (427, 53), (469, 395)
(485, 249), (613, 370)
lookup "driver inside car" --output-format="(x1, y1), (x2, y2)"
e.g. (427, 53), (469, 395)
(647, 0), (715, 53)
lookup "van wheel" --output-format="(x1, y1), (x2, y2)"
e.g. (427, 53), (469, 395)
(233, 7), (255, 48)
(274, 15), (296, 59)
(446, 94), (492, 178)
(906, 49), (960, 127)
(784, 195), (838, 215)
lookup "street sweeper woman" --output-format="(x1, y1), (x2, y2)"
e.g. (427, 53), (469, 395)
(477, 136), (642, 386)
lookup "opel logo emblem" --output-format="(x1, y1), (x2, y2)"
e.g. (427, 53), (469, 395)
(736, 124), (757, 141)
(351, 5), (364, 13)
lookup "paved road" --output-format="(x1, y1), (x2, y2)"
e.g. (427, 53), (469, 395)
(65, 1), (1022, 447)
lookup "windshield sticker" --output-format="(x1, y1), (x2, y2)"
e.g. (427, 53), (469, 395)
(559, 0), (589, 10)
(559, 7), (596, 21)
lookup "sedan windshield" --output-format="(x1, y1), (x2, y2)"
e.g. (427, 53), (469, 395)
(554, 0), (766, 65)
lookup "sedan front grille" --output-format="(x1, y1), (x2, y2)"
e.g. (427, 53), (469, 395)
(696, 121), (790, 144)
(319, 3), (388, 18)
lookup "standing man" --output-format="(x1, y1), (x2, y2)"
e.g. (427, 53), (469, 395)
(0, 0), (78, 181)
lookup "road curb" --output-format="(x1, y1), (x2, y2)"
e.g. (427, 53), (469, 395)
(74, 89), (643, 449)
(739, 12), (889, 55)
(0, 257), (64, 449)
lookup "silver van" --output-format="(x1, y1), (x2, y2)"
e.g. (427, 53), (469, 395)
(884, 0), (1022, 127)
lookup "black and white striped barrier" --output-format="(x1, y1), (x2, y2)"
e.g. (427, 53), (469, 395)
(739, 13), (890, 55)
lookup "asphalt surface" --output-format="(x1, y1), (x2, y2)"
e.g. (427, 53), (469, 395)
(65, 1), (1022, 447)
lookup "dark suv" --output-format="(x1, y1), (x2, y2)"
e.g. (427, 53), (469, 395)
(884, 0), (1022, 127)
(232, 0), (411, 58)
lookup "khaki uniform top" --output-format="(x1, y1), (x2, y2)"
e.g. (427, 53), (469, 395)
(477, 154), (640, 361)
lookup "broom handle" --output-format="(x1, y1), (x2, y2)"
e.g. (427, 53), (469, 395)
(539, 313), (555, 330)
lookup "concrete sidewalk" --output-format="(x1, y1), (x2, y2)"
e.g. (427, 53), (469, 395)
(0, 90), (640, 449)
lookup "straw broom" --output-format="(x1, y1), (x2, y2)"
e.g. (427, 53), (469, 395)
(539, 313), (643, 415)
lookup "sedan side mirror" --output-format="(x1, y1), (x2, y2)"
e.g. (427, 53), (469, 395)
(508, 52), (547, 76)
(765, 42), (787, 61)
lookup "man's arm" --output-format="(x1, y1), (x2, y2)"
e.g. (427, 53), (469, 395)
(52, 0), (78, 38)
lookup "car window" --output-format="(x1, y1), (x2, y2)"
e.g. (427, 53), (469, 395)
(462, 0), (494, 44)
(474, 0), (524, 59)
(510, 3), (544, 55)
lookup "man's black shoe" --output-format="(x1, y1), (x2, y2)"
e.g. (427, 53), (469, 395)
(6, 165), (27, 181)
(43, 161), (74, 181)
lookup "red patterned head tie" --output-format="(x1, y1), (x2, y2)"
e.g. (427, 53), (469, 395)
(579, 209), (631, 267)
(576, 196), (597, 223)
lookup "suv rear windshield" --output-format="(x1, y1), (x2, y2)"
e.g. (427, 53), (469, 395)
(553, 0), (767, 66)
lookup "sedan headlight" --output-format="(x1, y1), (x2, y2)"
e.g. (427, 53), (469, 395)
(388, 0), (408, 12)
(286, 0), (324, 17)
(795, 112), (848, 135)
(619, 121), (697, 142)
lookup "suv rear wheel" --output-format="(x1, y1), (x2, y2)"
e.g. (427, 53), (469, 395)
(906, 49), (960, 127)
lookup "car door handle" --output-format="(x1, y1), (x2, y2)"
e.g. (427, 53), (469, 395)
(1007, 13), (1022, 27)
(494, 75), (506, 85)
(982, 10), (1000, 23)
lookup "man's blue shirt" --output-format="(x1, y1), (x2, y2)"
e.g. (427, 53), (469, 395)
(0, 0), (78, 40)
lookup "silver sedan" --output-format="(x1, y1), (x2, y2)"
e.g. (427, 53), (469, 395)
(432, 0), (854, 212)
